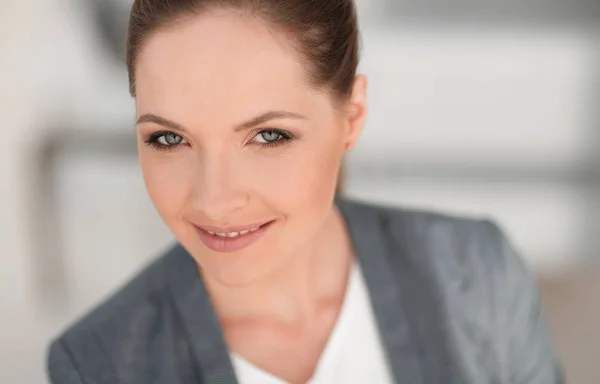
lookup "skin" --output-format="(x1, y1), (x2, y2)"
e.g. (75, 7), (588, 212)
(135, 9), (367, 384)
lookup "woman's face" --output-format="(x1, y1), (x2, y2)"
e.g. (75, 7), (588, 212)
(135, 10), (367, 286)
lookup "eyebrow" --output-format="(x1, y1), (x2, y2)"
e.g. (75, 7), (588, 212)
(136, 114), (186, 132)
(233, 111), (307, 132)
(136, 110), (307, 132)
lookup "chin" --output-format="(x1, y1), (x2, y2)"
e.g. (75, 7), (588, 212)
(205, 268), (269, 288)
(190, 243), (287, 288)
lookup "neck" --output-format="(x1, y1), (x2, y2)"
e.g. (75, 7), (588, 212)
(204, 206), (354, 327)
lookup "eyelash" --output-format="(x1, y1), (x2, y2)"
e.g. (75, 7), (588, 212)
(144, 131), (188, 152)
(143, 129), (294, 151)
(253, 129), (294, 149)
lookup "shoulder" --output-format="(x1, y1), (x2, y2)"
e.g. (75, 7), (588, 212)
(376, 199), (523, 300)
(339, 198), (528, 321)
(56, 243), (185, 339)
(341, 199), (562, 382)
(340, 197), (513, 274)
(47, 244), (192, 383)
(374, 199), (524, 290)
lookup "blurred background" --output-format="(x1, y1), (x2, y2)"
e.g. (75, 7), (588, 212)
(1, 0), (599, 382)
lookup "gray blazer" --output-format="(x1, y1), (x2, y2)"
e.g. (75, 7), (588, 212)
(47, 198), (563, 383)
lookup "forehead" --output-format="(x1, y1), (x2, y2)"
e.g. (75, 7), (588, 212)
(135, 11), (323, 121)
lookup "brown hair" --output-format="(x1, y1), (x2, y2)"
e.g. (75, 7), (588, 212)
(126, 0), (360, 99)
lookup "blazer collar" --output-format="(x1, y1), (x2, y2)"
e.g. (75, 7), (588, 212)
(167, 245), (238, 384)
(337, 198), (470, 384)
(336, 198), (425, 384)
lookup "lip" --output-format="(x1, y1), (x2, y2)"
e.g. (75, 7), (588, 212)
(194, 220), (275, 253)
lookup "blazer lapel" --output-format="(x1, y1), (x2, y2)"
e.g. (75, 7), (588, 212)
(337, 198), (469, 384)
(167, 246), (239, 384)
(337, 198), (426, 384)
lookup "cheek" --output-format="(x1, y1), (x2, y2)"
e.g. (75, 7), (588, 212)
(252, 132), (343, 211)
(138, 151), (194, 220)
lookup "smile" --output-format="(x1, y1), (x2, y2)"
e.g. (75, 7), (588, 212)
(194, 221), (275, 253)
(205, 226), (262, 238)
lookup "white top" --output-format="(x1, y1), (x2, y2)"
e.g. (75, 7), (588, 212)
(230, 264), (394, 384)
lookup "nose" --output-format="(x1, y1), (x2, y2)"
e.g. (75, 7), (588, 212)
(193, 153), (248, 221)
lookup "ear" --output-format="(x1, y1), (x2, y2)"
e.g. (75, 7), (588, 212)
(342, 74), (368, 152)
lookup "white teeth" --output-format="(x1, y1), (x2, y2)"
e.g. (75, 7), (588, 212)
(206, 225), (264, 237)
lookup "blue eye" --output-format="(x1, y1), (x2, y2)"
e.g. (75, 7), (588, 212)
(157, 132), (186, 146)
(252, 129), (293, 147)
(256, 130), (282, 143)
(145, 131), (188, 151)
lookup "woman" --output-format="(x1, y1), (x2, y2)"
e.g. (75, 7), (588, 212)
(47, 0), (563, 383)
